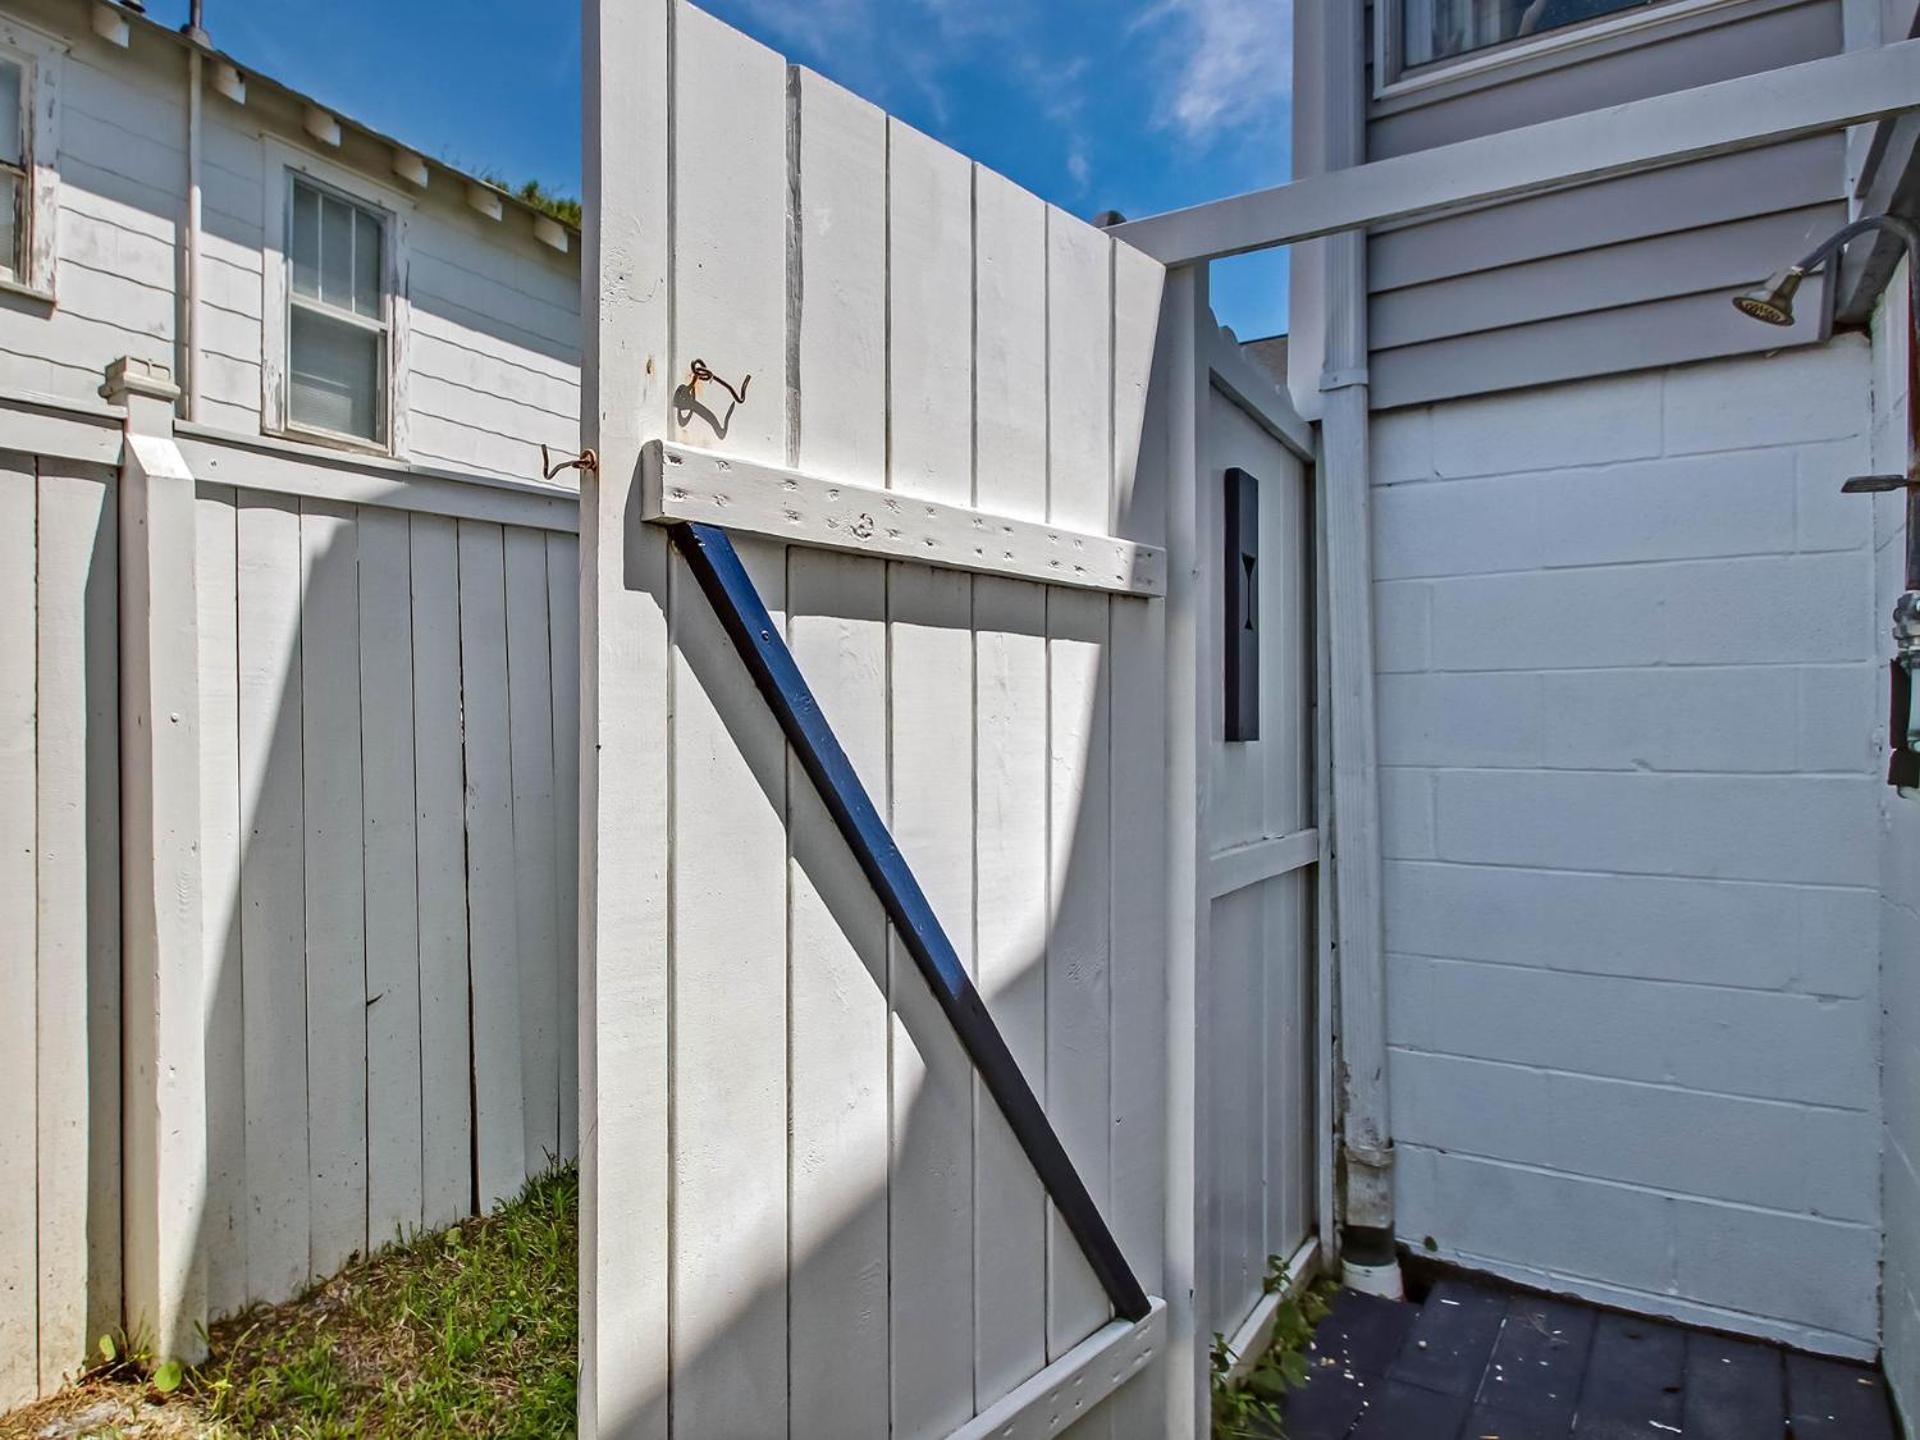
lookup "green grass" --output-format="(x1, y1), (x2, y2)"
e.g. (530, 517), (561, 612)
(195, 1165), (578, 1438)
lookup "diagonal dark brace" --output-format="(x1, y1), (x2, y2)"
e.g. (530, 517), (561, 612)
(669, 520), (1152, 1323)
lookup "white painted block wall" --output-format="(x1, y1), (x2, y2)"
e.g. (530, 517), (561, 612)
(1372, 340), (1886, 1354)
(1872, 267), (1920, 1424)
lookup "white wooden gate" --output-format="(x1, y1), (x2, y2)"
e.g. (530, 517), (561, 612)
(579, 6), (1323, 1437)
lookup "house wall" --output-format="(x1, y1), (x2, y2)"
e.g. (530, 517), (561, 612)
(1364, 0), (1848, 409)
(1370, 339), (1887, 1354)
(0, 0), (579, 482)
(1871, 265), (1920, 1423)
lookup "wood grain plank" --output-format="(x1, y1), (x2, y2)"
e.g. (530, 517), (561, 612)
(887, 113), (979, 1439)
(544, 532), (581, 1164)
(1045, 206), (1116, 1365)
(357, 506), (424, 1247)
(667, 11), (792, 1436)
(787, 63), (891, 1440)
(456, 518), (526, 1211)
(237, 490), (311, 1302)
(197, 485), (246, 1316)
(34, 462), (116, 1388)
(410, 513), (472, 1230)
(971, 161), (1051, 1415)
(0, 457), (37, 1409)
(505, 526), (561, 1170)
(300, 498), (368, 1279)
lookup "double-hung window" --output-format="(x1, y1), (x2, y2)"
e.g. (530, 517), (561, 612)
(1400, 0), (1667, 70)
(286, 176), (390, 446)
(0, 56), (28, 285)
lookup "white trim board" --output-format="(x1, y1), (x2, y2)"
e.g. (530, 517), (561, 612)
(641, 440), (1168, 597)
(1207, 830), (1319, 901)
(948, 1297), (1169, 1440)
(1115, 37), (1920, 264)
(1222, 1237), (1323, 1388)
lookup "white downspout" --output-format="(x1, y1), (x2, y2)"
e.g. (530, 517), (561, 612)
(1296, 0), (1401, 1297)
(182, 7), (206, 423)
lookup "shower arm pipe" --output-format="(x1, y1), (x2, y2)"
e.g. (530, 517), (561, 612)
(1789, 214), (1920, 336)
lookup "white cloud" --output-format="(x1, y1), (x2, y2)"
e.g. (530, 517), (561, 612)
(1138, 0), (1291, 145)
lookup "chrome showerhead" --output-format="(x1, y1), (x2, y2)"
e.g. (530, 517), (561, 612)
(1731, 266), (1805, 327)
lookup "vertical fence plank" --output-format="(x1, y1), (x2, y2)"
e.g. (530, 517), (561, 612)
(545, 533), (581, 1165)
(1046, 212), (1118, 1364)
(411, 513), (473, 1230)
(358, 506), (424, 1248)
(237, 490), (310, 1303)
(301, 499), (368, 1279)
(197, 485), (247, 1317)
(0, 457), (37, 1410)
(82, 466), (120, 1349)
(457, 519), (526, 1211)
(505, 527), (561, 1171)
(971, 164), (1051, 1411)
(668, 10), (792, 1434)
(1107, 242), (1170, 1440)
(887, 116), (978, 1440)
(35, 462), (115, 1389)
(787, 64), (892, 1440)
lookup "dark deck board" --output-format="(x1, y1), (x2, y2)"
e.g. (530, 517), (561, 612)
(1279, 1274), (1897, 1440)
(1786, 1351), (1898, 1438)
(1572, 1312), (1685, 1436)
(1681, 1331), (1784, 1440)
(1476, 1295), (1596, 1426)
(1345, 1378), (1473, 1438)
(1387, 1279), (1510, 1397)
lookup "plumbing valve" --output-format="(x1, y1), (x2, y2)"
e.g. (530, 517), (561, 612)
(1844, 474), (1920, 792)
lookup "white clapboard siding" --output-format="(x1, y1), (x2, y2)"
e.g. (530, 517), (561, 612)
(787, 67), (891, 1440)
(668, 12), (791, 1437)
(888, 117), (980, 1440)
(1, 457), (38, 1411)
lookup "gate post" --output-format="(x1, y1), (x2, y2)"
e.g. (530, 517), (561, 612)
(107, 356), (209, 1365)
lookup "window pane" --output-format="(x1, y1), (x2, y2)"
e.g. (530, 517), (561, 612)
(319, 192), (354, 310)
(290, 306), (383, 441)
(292, 181), (320, 300)
(1405, 0), (1655, 68)
(0, 61), (23, 168)
(0, 171), (19, 282)
(353, 208), (382, 318)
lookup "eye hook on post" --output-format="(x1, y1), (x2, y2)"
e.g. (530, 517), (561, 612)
(687, 358), (752, 409)
(539, 445), (600, 482)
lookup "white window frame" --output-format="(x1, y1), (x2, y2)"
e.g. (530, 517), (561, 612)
(262, 139), (411, 456)
(1375, 0), (1751, 99)
(0, 17), (63, 303)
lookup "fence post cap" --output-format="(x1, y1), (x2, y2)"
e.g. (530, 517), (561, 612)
(100, 356), (181, 433)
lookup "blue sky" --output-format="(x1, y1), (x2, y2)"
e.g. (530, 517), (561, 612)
(140, 0), (1293, 338)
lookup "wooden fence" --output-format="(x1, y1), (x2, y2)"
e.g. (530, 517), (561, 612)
(0, 390), (583, 1409)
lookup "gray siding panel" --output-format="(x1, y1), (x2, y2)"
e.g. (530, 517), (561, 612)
(1370, 281), (1833, 409)
(1363, 0), (1847, 408)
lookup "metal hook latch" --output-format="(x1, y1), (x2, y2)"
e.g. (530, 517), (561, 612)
(540, 445), (600, 482)
(688, 358), (752, 408)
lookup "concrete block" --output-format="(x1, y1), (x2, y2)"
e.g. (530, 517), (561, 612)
(1431, 567), (1667, 671)
(1378, 671), (1543, 768)
(1542, 666), (1799, 774)
(1380, 768), (1436, 859)
(1374, 579), (1433, 672)
(1431, 371), (1663, 478)
(1374, 475), (1540, 580)
(1433, 769), (1879, 886)
(1670, 1204), (1879, 1342)
(1796, 664), (1881, 774)
(1387, 953), (1876, 1108)
(1536, 450), (1797, 569)
(1659, 554), (1877, 667)
(1664, 339), (1871, 455)
(1373, 406), (1436, 483)
(1796, 439), (1876, 553)
(1383, 860), (1879, 996)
